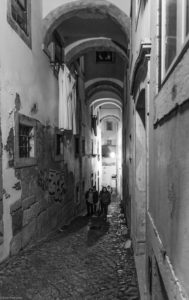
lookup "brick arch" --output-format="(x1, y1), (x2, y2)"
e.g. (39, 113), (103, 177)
(65, 38), (128, 65)
(42, 0), (130, 48)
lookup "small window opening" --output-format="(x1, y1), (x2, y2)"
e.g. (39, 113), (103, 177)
(19, 123), (34, 158)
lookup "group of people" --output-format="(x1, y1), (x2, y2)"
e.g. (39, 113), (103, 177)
(85, 185), (112, 221)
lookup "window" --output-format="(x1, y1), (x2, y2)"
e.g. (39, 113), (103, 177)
(75, 136), (80, 157)
(54, 130), (64, 161)
(161, 0), (189, 80)
(186, 0), (189, 35)
(107, 140), (112, 145)
(19, 124), (34, 158)
(106, 121), (113, 131)
(7, 0), (31, 48)
(56, 134), (63, 156)
(161, 0), (177, 75)
(11, 0), (27, 33)
(15, 113), (37, 167)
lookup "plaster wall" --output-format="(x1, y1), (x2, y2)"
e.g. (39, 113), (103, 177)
(149, 35), (189, 300)
(145, 0), (189, 298)
(0, 2), (3, 244)
(1, 0), (58, 261)
(130, 0), (151, 78)
(0, 0), (93, 262)
(124, 93), (135, 231)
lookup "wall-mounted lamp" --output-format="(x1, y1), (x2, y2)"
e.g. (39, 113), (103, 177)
(49, 41), (64, 74)
(50, 60), (64, 74)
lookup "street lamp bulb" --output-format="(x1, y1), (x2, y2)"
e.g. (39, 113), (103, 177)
(110, 152), (115, 158)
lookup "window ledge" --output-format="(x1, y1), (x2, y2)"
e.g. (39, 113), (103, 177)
(161, 35), (189, 88)
(14, 158), (37, 168)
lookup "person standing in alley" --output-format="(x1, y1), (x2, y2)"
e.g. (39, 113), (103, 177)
(92, 186), (99, 215)
(107, 185), (113, 195)
(85, 188), (94, 216)
(99, 187), (111, 221)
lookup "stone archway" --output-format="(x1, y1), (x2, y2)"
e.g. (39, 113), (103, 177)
(85, 78), (124, 89)
(42, 0), (130, 49)
(65, 38), (128, 65)
(86, 81), (123, 101)
(90, 98), (122, 110)
(100, 115), (121, 122)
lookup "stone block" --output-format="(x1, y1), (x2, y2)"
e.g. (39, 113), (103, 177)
(22, 219), (36, 249)
(22, 195), (36, 210)
(39, 193), (49, 211)
(22, 202), (40, 226)
(12, 208), (23, 236)
(36, 210), (49, 239)
(10, 232), (22, 256)
(47, 203), (61, 230)
(10, 199), (22, 214)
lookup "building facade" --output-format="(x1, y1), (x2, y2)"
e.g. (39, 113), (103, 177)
(127, 0), (189, 299)
(0, 0), (102, 261)
(0, 0), (129, 265)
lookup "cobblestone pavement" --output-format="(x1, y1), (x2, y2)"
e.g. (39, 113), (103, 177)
(0, 198), (140, 300)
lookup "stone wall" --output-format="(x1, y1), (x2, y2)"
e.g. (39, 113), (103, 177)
(8, 122), (78, 256)
(0, 0), (94, 262)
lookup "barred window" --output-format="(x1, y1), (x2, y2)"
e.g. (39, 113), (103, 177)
(19, 124), (35, 158)
(15, 113), (37, 168)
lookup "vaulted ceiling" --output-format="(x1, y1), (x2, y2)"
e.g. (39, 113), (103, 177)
(43, 0), (130, 110)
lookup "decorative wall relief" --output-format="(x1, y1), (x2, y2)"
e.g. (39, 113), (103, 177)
(48, 169), (65, 202)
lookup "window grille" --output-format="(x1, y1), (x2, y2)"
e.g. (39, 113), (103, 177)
(19, 124), (34, 158)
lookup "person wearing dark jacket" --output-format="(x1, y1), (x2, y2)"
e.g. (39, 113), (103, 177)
(99, 187), (111, 221)
(93, 186), (99, 215)
(85, 188), (93, 216)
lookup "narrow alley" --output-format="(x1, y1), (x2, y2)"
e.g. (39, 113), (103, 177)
(0, 197), (139, 300)
(1, 0), (189, 299)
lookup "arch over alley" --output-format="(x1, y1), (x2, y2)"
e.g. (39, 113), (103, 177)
(65, 38), (129, 65)
(42, 0), (130, 49)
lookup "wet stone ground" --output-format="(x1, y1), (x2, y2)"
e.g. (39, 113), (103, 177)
(0, 199), (140, 300)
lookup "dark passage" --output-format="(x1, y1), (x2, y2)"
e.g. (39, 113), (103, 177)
(0, 198), (139, 300)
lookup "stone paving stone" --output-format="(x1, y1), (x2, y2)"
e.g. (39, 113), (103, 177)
(0, 198), (140, 300)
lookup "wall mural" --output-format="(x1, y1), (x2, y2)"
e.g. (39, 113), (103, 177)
(48, 169), (65, 202)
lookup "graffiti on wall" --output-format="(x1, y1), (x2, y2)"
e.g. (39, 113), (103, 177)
(48, 169), (65, 202)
